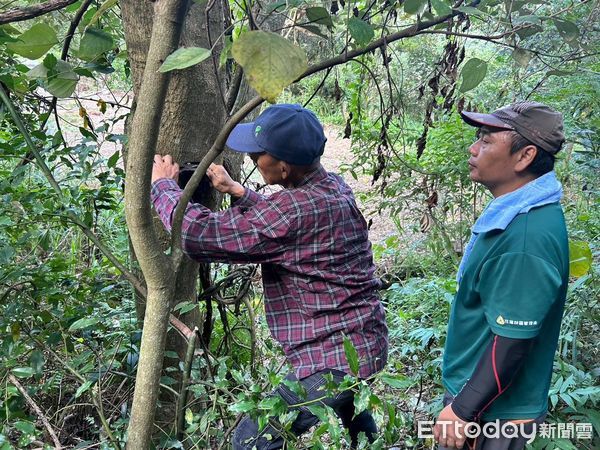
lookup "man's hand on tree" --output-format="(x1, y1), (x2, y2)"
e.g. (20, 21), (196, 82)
(207, 163), (245, 198)
(152, 154), (179, 183)
(433, 403), (469, 449)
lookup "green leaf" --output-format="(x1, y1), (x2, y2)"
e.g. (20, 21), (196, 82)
(546, 70), (575, 77)
(343, 335), (359, 375)
(219, 36), (233, 67)
(68, 316), (100, 331)
(430, 0), (452, 16)
(307, 404), (329, 422)
(174, 301), (197, 314)
(569, 240), (592, 277)
(12, 367), (34, 378)
(107, 150), (120, 168)
(13, 421), (36, 434)
(86, 0), (119, 28)
(78, 28), (114, 61)
(513, 14), (542, 26)
(552, 439), (578, 450)
(7, 23), (58, 60)
(404, 0), (427, 15)
(27, 59), (79, 98)
(229, 399), (256, 413)
(75, 380), (94, 398)
(47, 61), (79, 97)
(0, 246), (15, 264)
(185, 408), (194, 424)
(305, 7), (334, 29)
(11, 322), (20, 342)
(159, 47), (212, 73)
(29, 350), (44, 375)
(457, 6), (485, 17)
(266, 0), (287, 13)
(298, 24), (329, 39)
(347, 18), (374, 47)
(0, 27), (18, 43)
(511, 48), (532, 67)
(516, 24), (543, 40)
(353, 383), (371, 415)
(459, 58), (487, 92)
(553, 19), (579, 43)
(380, 373), (414, 389)
(232, 31), (307, 103)
(164, 351), (179, 359)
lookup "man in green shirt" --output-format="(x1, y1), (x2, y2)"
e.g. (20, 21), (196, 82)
(433, 102), (569, 449)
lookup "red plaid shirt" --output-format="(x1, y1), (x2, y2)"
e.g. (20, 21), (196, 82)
(151, 167), (388, 379)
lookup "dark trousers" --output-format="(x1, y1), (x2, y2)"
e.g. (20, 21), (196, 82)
(438, 393), (545, 450)
(232, 369), (377, 449)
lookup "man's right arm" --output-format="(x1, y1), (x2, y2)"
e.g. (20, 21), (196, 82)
(451, 335), (535, 422)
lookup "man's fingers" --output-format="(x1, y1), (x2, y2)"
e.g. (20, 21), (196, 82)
(154, 154), (163, 164)
(163, 154), (173, 164)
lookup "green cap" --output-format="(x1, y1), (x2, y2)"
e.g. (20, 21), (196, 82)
(460, 101), (565, 154)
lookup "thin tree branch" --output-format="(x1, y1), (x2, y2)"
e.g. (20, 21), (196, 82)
(0, 0), (78, 25)
(8, 374), (63, 449)
(176, 327), (198, 439)
(62, 0), (95, 60)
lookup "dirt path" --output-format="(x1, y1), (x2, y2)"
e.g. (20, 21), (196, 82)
(320, 125), (396, 244)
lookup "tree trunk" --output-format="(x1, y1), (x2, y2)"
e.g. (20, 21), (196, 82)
(121, 0), (242, 445)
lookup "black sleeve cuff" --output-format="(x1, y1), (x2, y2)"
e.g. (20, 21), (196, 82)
(451, 334), (534, 422)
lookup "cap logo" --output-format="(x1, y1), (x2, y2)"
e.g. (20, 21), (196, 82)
(496, 315), (505, 325)
(254, 125), (262, 137)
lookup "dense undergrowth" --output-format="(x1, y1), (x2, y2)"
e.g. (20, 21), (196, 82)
(1, 0), (599, 447)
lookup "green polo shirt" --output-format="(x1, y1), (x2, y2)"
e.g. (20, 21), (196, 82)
(442, 203), (569, 420)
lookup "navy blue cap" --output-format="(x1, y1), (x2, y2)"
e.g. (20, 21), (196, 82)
(226, 104), (327, 165)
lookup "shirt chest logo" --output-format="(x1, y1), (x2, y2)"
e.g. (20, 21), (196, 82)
(496, 315), (538, 327)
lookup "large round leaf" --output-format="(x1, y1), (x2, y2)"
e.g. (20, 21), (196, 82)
(404, 0), (427, 15)
(232, 31), (307, 103)
(569, 240), (592, 278)
(158, 47), (212, 73)
(6, 23), (58, 60)
(459, 58), (487, 93)
(553, 19), (579, 44)
(512, 48), (532, 68)
(305, 7), (334, 29)
(348, 17), (374, 47)
(430, 0), (452, 16)
(78, 28), (114, 61)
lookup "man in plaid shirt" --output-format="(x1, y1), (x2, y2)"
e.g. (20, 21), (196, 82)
(151, 104), (388, 449)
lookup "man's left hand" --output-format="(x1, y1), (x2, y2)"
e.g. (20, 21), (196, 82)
(433, 404), (469, 449)
(152, 154), (179, 183)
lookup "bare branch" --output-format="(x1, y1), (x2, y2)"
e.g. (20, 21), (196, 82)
(0, 0), (78, 25)
(8, 374), (63, 449)
(61, 0), (95, 60)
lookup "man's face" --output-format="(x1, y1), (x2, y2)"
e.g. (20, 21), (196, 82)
(249, 152), (285, 185)
(468, 127), (524, 196)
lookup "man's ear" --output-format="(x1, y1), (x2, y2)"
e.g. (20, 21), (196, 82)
(515, 145), (537, 173)
(280, 161), (291, 180)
